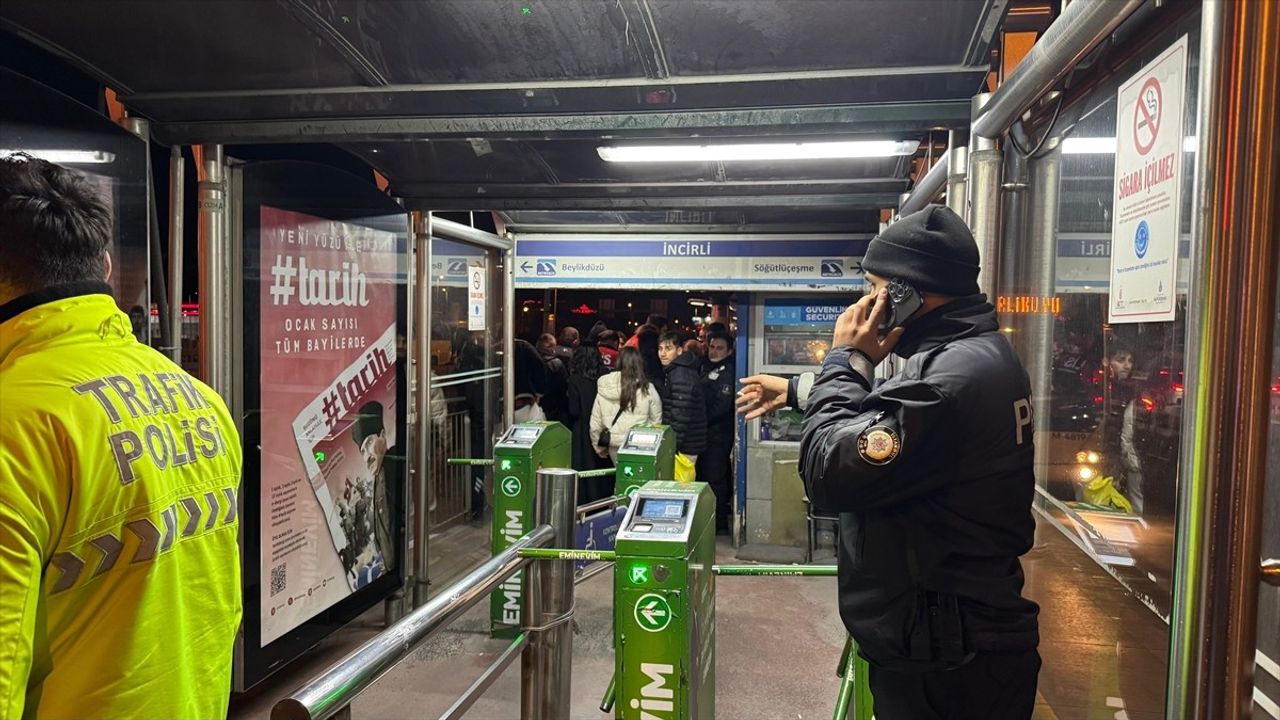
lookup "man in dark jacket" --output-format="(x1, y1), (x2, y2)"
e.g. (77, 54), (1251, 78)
(738, 206), (1040, 720)
(699, 329), (736, 532)
(536, 333), (570, 423)
(657, 331), (708, 464)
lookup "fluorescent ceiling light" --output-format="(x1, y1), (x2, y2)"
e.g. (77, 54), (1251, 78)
(1060, 136), (1199, 154)
(597, 140), (919, 163)
(0, 149), (116, 164)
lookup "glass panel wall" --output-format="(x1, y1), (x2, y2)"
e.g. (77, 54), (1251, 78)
(1002, 14), (1199, 623)
(424, 235), (506, 584)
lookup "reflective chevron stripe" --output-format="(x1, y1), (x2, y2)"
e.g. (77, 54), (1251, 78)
(180, 497), (202, 536)
(126, 518), (160, 563)
(89, 533), (123, 577)
(222, 487), (237, 524)
(49, 552), (85, 594)
(205, 490), (220, 530)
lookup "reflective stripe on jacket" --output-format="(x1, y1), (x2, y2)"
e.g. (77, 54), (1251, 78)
(0, 284), (242, 720)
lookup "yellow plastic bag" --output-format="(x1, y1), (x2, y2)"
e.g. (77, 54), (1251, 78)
(1082, 475), (1134, 514)
(674, 453), (697, 483)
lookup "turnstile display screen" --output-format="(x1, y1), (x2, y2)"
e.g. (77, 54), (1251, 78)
(639, 498), (688, 520)
(626, 430), (662, 448)
(504, 426), (542, 444)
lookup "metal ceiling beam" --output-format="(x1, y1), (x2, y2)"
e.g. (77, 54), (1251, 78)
(403, 193), (902, 211)
(151, 101), (972, 144)
(617, 0), (671, 80)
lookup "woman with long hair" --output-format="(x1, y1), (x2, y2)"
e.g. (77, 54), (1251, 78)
(590, 346), (662, 465)
(634, 323), (664, 387)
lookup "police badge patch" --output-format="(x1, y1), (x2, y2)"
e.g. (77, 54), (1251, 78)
(857, 425), (901, 465)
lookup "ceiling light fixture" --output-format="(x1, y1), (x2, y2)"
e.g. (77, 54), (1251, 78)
(597, 140), (919, 163)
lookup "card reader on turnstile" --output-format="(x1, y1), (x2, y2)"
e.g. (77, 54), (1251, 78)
(613, 481), (716, 719)
(614, 424), (676, 499)
(490, 421), (570, 638)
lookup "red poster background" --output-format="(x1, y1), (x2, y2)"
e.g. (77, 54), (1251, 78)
(258, 206), (399, 645)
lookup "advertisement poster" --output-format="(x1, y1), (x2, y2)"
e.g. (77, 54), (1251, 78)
(258, 206), (400, 645)
(1108, 35), (1187, 324)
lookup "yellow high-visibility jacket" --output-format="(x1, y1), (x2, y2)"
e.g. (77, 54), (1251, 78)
(0, 284), (242, 720)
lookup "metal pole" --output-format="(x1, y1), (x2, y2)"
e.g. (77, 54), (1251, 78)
(521, 468), (577, 720)
(967, 94), (1003, 299)
(167, 146), (185, 364)
(503, 242), (516, 427)
(899, 153), (948, 216)
(413, 210), (434, 607)
(197, 144), (228, 394)
(1168, 2), (1280, 717)
(946, 130), (969, 217)
(1023, 139), (1060, 495)
(971, 0), (1145, 139)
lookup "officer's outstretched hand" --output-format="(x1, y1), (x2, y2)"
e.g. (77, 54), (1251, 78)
(834, 288), (906, 365)
(737, 374), (789, 420)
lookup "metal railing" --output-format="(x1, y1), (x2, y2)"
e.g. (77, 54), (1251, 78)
(272, 524), (556, 720)
(430, 406), (473, 529)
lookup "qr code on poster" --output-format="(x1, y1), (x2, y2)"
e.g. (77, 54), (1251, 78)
(270, 563), (287, 597)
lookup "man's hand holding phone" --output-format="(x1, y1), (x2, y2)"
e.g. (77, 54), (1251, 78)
(834, 288), (905, 365)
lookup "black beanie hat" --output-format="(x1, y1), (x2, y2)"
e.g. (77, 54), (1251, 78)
(352, 401), (385, 445)
(860, 205), (981, 296)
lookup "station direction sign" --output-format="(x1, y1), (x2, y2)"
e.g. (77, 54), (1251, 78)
(513, 235), (869, 292)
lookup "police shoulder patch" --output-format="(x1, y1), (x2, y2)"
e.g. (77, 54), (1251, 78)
(857, 425), (901, 465)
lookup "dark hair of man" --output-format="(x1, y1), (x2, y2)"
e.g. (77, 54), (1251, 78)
(634, 324), (664, 384)
(617, 346), (649, 413)
(645, 313), (669, 329)
(0, 154), (111, 292)
(558, 326), (579, 346)
(707, 321), (728, 334)
(597, 329), (619, 348)
(659, 331), (682, 348)
(706, 329), (732, 347)
(570, 344), (602, 381)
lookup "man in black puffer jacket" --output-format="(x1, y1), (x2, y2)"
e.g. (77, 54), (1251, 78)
(738, 206), (1040, 720)
(657, 331), (708, 465)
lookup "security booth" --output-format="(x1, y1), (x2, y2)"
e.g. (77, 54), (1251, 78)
(489, 421), (570, 637)
(612, 481), (718, 720)
(613, 424), (678, 498)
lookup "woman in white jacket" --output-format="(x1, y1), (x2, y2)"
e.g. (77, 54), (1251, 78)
(591, 346), (663, 463)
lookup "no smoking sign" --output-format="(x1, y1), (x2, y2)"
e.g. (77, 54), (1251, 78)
(1133, 76), (1162, 156)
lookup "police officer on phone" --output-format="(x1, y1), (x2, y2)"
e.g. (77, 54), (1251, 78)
(738, 205), (1041, 719)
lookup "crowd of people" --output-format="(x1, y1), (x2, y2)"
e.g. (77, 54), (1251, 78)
(513, 314), (736, 533)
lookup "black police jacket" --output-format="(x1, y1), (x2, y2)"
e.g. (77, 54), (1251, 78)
(702, 354), (737, 447)
(798, 297), (1040, 671)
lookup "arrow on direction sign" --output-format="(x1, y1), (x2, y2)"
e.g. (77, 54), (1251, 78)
(623, 466), (634, 477)
(520, 261), (532, 273)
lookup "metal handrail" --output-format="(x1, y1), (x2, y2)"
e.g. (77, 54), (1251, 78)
(577, 494), (624, 518)
(271, 525), (556, 720)
(1264, 559), (1280, 587)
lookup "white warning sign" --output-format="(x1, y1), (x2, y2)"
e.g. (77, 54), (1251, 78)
(468, 260), (487, 331)
(1109, 35), (1188, 324)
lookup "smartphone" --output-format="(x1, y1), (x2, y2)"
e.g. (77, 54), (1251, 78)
(878, 277), (924, 332)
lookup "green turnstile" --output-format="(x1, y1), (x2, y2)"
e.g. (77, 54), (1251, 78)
(613, 425), (677, 499)
(612, 481), (717, 719)
(490, 421), (570, 637)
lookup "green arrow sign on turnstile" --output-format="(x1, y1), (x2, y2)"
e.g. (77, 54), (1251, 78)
(613, 425), (676, 498)
(500, 475), (521, 497)
(634, 593), (672, 632)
